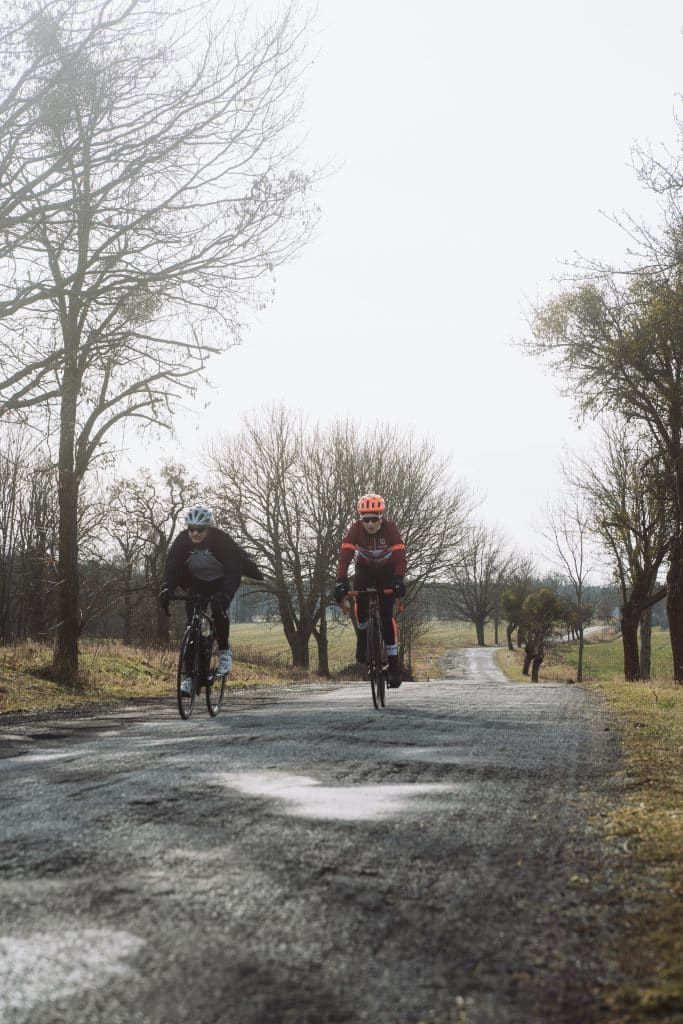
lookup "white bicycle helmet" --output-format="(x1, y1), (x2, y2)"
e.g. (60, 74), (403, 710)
(184, 504), (213, 528)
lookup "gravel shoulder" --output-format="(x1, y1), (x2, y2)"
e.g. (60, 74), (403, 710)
(0, 649), (629, 1024)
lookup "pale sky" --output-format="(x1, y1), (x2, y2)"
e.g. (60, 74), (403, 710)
(129, 1), (683, 564)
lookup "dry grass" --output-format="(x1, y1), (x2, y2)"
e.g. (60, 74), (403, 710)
(591, 677), (683, 1022)
(0, 636), (305, 715)
(0, 618), (483, 716)
(497, 633), (683, 1021)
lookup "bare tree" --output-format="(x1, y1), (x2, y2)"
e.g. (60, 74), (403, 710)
(354, 427), (475, 604)
(0, 427), (58, 642)
(207, 407), (337, 671)
(447, 522), (517, 645)
(0, 0), (317, 682)
(565, 419), (670, 681)
(208, 408), (474, 673)
(107, 461), (199, 644)
(542, 492), (597, 683)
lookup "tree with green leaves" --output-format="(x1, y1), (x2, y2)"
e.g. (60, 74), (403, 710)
(528, 267), (683, 680)
(520, 587), (566, 682)
(500, 561), (536, 651)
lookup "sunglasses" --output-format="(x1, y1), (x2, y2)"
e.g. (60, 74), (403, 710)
(188, 526), (208, 533)
(361, 515), (381, 524)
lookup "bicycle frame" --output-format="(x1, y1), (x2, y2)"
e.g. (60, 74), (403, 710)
(169, 594), (225, 718)
(342, 587), (402, 709)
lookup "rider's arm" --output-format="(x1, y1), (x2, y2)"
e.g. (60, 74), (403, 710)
(336, 522), (359, 579)
(162, 533), (188, 592)
(384, 522), (407, 577)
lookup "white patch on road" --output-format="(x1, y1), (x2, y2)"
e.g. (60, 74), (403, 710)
(0, 928), (144, 1015)
(218, 770), (455, 820)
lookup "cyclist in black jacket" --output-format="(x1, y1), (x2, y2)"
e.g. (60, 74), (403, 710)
(159, 505), (263, 691)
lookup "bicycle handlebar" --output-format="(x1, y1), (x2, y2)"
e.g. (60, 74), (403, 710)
(341, 589), (404, 615)
(345, 588), (395, 597)
(166, 594), (218, 614)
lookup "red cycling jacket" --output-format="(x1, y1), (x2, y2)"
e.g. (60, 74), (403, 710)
(337, 519), (407, 578)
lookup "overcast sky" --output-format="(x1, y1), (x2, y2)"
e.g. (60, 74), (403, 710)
(131, 0), (683, 566)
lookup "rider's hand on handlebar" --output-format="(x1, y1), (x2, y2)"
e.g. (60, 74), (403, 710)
(334, 579), (349, 604)
(158, 588), (173, 616)
(392, 576), (406, 598)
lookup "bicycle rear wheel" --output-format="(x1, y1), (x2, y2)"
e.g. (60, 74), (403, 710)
(177, 628), (199, 720)
(205, 638), (226, 716)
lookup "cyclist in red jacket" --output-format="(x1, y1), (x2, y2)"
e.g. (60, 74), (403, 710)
(334, 493), (407, 687)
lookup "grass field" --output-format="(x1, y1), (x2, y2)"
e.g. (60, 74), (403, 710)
(231, 616), (492, 677)
(495, 627), (676, 685)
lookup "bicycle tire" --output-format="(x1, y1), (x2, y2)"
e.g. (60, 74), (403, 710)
(374, 612), (387, 708)
(205, 638), (226, 716)
(177, 627), (199, 720)
(378, 667), (387, 707)
(366, 618), (381, 710)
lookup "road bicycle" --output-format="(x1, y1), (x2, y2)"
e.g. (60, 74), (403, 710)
(169, 595), (227, 720)
(343, 587), (401, 710)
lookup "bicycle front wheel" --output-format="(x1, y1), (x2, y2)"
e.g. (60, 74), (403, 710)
(205, 639), (226, 717)
(177, 628), (199, 720)
(377, 667), (386, 707)
(367, 619), (381, 710)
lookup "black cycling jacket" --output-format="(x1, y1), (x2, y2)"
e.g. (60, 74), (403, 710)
(162, 526), (263, 602)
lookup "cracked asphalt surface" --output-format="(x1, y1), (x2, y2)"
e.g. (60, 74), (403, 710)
(0, 648), (627, 1024)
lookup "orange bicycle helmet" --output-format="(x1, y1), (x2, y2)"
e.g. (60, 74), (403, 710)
(357, 493), (386, 516)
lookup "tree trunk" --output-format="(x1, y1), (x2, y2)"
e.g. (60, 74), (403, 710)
(666, 539), (683, 681)
(122, 561), (133, 645)
(475, 618), (485, 646)
(639, 605), (652, 681)
(576, 625), (585, 683)
(314, 602), (330, 677)
(494, 618), (499, 645)
(531, 650), (544, 682)
(280, 605), (311, 668)
(506, 622), (516, 652)
(53, 466), (80, 684)
(53, 370), (80, 685)
(620, 605), (641, 682)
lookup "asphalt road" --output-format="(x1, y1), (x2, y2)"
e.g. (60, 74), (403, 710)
(0, 649), (626, 1024)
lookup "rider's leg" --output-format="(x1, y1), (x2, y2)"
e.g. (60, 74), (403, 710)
(352, 570), (371, 663)
(208, 585), (232, 673)
(380, 593), (401, 687)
